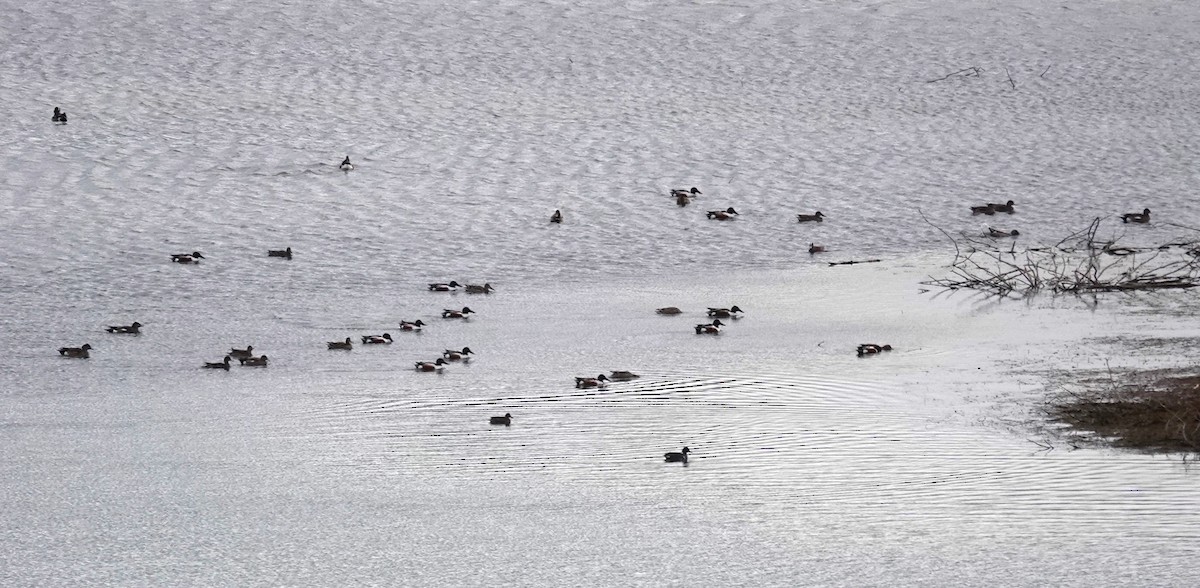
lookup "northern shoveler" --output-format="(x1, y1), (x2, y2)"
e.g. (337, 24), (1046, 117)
(550, 210), (562, 223)
(808, 243), (826, 254)
(797, 211), (825, 222)
(415, 358), (449, 372)
(609, 371), (640, 381)
(989, 227), (1020, 238)
(443, 347), (473, 360)
(58, 344), (92, 358)
(327, 337), (353, 350)
(339, 156), (353, 171)
(664, 447), (690, 463)
(240, 355), (269, 367)
(203, 356), (232, 370)
(171, 251), (205, 264)
(1122, 208), (1151, 224)
(442, 307), (474, 319)
(398, 320), (426, 331)
(706, 207), (739, 220)
(268, 247), (292, 259)
(656, 307), (683, 315)
(856, 343), (893, 356)
(695, 319), (724, 334)
(575, 374), (609, 388)
(464, 283), (493, 294)
(706, 306), (743, 318)
(52, 107), (68, 123)
(361, 333), (393, 344)
(428, 281), (461, 291)
(228, 346), (254, 359)
(105, 322), (142, 334)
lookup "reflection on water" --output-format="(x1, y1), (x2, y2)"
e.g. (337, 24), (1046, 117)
(4, 0), (1200, 584)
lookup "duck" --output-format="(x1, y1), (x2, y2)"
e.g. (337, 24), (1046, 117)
(550, 210), (562, 223)
(170, 251), (205, 264)
(339, 156), (353, 171)
(240, 355), (269, 367)
(442, 347), (473, 361)
(856, 343), (893, 356)
(58, 343), (92, 358)
(675, 193), (690, 207)
(489, 413), (512, 426)
(575, 374), (609, 388)
(398, 319), (426, 331)
(671, 187), (702, 198)
(228, 345), (254, 359)
(1122, 208), (1151, 224)
(796, 211), (825, 223)
(609, 371), (640, 381)
(695, 319), (724, 334)
(442, 307), (475, 319)
(203, 356), (232, 370)
(414, 358), (449, 372)
(267, 247), (292, 259)
(428, 281), (461, 291)
(990, 200), (1016, 214)
(655, 307), (683, 315)
(105, 321), (142, 334)
(327, 337), (353, 350)
(706, 306), (743, 318)
(361, 333), (393, 344)
(970, 203), (995, 216)
(464, 283), (493, 294)
(664, 447), (690, 463)
(52, 107), (68, 123)
(988, 227), (1020, 238)
(808, 243), (826, 254)
(706, 207), (739, 220)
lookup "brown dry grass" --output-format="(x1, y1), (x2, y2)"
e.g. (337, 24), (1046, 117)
(1049, 373), (1200, 451)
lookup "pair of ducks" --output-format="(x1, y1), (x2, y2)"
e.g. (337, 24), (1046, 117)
(655, 305), (742, 317)
(52, 107), (68, 123)
(414, 349), (474, 371)
(172, 248), (291, 263)
(203, 355), (268, 369)
(575, 370), (640, 388)
(429, 282), (495, 294)
(970, 200), (1016, 215)
(673, 187), (701, 207)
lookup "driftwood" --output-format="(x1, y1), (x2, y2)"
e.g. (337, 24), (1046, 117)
(920, 214), (1200, 298)
(828, 259), (882, 267)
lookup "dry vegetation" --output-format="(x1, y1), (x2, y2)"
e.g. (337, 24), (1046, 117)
(1047, 371), (1200, 452)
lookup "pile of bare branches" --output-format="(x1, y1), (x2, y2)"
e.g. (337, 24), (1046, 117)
(1047, 371), (1200, 452)
(922, 216), (1200, 297)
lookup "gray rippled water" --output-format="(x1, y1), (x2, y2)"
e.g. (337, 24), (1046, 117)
(3, 0), (1200, 586)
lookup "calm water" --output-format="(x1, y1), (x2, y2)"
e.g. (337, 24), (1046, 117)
(3, 0), (1200, 585)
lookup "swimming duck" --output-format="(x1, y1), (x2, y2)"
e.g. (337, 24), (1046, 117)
(203, 356), (232, 370)
(706, 306), (743, 318)
(856, 343), (893, 356)
(268, 247), (292, 259)
(655, 307), (683, 315)
(415, 358), (449, 372)
(706, 207), (739, 220)
(550, 210), (562, 223)
(988, 227), (1020, 238)
(428, 281), (461, 291)
(671, 187), (702, 198)
(464, 283), (493, 294)
(490, 413), (512, 426)
(664, 447), (690, 463)
(398, 319), (426, 331)
(339, 156), (353, 171)
(171, 251), (205, 264)
(970, 203), (995, 215)
(58, 343), (92, 358)
(105, 321), (142, 334)
(1122, 208), (1151, 224)
(991, 200), (1016, 214)
(443, 347), (473, 360)
(675, 192), (691, 207)
(442, 307), (475, 319)
(575, 374), (609, 388)
(361, 333), (393, 344)
(240, 355), (269, 367)
(228, 345), (254, 359)
(609, 371), (640, 381)
(808, 243), (826, 254)
(52, 107), (68, 123)
(796, 211), (825, 223)
(327, 337), (353, 350)
(695, 319), (724, 334)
